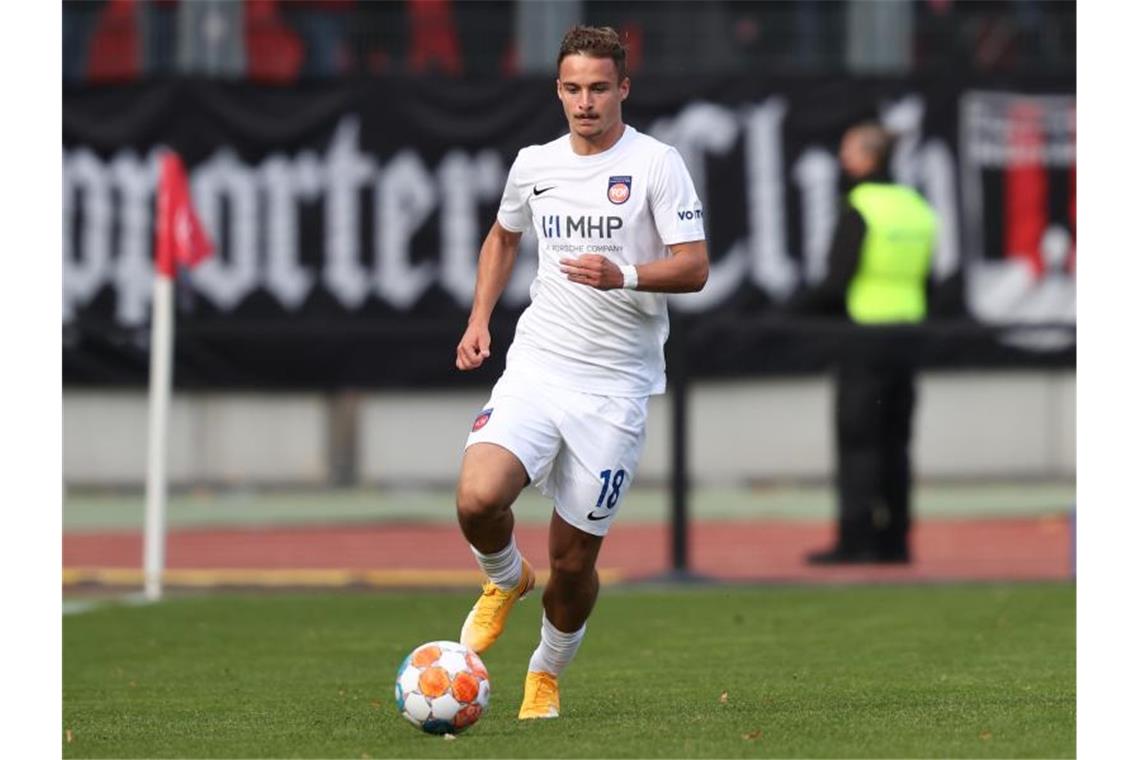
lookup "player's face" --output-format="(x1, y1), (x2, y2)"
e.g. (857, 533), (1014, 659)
(557, 54), (629, 144)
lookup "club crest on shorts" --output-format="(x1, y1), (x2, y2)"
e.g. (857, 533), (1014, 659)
(471, 408), (493, 432)
(607, 176), (632, 205)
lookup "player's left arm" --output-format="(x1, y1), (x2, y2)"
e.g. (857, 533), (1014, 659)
(560, 241), (708, 293)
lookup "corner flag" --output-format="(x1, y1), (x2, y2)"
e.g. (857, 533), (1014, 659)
(154, 152), (214, 276)
(144, 151), (213, 601)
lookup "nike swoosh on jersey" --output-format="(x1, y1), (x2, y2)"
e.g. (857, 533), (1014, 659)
(533, 185), (556, 196)
(586, 510), (611, 521)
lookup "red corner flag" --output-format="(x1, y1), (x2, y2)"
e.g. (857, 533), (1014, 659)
(154, 151), (214, 278)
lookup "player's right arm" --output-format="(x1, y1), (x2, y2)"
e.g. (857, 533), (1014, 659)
(456, 221), (523, 370)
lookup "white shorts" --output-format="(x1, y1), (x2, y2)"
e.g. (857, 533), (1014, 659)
(464, 370), (648, 537)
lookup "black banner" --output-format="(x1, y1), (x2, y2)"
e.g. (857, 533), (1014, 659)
(63, 75), (1076, 388)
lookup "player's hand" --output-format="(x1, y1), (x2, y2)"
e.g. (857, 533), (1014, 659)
(560, 254), (623, 290)
(456, 322), (492, 370)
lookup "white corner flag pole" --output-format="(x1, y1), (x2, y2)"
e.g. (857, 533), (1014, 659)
(142, 150), (212, 603)
(143, 272), (174, 601)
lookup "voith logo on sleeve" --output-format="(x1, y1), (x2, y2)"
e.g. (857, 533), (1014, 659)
(607, 175), (632, 205)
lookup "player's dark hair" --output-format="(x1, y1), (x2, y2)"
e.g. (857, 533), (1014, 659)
(849, 121), (897, 172)
(557, 25), (628, 81)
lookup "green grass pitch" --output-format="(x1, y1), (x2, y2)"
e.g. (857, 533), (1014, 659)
(63, 584), (1074, 758)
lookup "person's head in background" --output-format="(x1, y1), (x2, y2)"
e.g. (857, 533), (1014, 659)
(839, 122), (895, 181)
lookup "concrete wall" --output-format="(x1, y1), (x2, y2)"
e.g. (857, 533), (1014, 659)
(63, 393), (330, 486)
(63, 370), (1075, 487)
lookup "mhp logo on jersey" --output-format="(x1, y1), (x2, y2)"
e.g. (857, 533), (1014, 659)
(607, 176), (632, 205)
(471, 408), (493, 432)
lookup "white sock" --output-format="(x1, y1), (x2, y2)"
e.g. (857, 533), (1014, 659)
(471, 536), (522, 591)
(527, 613), (586, 677)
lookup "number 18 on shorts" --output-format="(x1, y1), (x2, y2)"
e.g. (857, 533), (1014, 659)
(465, 372), (648, 537)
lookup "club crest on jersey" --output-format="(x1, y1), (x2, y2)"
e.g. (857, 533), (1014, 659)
(472, 408), (493, 432)
(607, 176), (632, 205)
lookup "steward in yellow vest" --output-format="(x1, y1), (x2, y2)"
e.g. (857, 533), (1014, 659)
(846, 183), (937, 324)
(793, 122), (938, 565)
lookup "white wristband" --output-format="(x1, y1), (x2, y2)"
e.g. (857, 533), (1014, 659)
(619, 264), (638, 290)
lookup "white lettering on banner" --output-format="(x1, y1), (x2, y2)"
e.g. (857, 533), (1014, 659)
(881, 96), (961, 283)
(262, 152), (321, 309)
(67, 97), (1056, 326)
(745, 98), (798, 300)
(63, 149), (113, 321)
(650, 102), (749, 313)
(438, 149), (504, 306)
(375, 150), (436, 309)
(883, 95), (925, 189)
(62, 158), (74, 321)
(323, 117), (374, 308)
(792, 148), (840, 285)
(110, 151), (158, 326)
(190, 150), (260, 310)
(650, 102), (737, 203)
(920, 141), (961, 281)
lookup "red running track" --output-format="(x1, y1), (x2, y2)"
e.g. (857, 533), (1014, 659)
(64, 516), (1073, 584)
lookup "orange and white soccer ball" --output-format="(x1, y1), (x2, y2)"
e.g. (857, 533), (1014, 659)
(395, 640), (491, 734)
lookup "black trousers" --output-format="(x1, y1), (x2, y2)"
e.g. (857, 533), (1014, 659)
(833, 332), (918, 558)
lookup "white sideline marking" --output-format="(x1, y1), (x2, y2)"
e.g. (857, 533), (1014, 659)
(62, 593), (153, 616)
(61, 600), (101, 616)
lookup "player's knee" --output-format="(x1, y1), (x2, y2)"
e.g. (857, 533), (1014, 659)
(548, 552), (596, 583)
(455, 480), (509, 521)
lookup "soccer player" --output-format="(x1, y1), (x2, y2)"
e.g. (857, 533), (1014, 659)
(454, 25), (708, 719)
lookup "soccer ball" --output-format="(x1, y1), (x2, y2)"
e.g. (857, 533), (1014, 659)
(395, 640), (491, 734)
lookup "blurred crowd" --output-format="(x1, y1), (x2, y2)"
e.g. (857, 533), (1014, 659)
(63, 0), (1075, 84)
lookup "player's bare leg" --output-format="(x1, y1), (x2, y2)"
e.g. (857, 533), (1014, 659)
(519, 511), (604, 719)
(457, 443), (535, 653)
(456, 443), (528, 552)
(543, 511), (604, 630)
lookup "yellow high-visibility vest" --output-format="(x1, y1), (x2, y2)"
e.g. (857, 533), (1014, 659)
(846, 183), (938, 324)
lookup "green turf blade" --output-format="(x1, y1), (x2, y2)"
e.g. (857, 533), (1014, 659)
(63, 584), (1074, 758)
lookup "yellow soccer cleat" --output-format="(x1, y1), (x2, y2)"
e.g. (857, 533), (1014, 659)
(518, 671), (560, 720)
(459, 559), (535, 654)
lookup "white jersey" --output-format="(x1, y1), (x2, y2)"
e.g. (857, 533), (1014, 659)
(496, 125), (705, 397)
